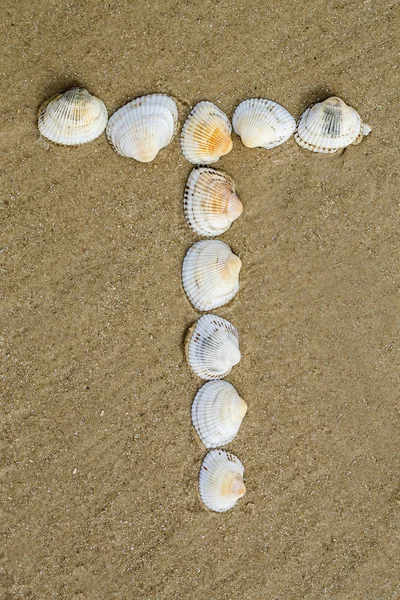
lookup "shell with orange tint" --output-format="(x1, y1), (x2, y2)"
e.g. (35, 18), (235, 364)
(180, 101), (233, 164)
(183, 167), (243, 236)
(199, 449), (246, 512)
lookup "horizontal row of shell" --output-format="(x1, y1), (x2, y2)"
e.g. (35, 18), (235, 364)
(38, 88), (372, 159)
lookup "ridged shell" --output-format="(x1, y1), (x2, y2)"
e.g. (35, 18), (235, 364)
(185, 314), (241, 380)
(191, 380), (247, 448)
(182, 240), (241, 311)
(232, 98), (296, 149)
(106, 94), (178, 162)
(180, 101), (233, 164)
(199, 449), (245, 512)
(184, 167), (243, 237)
(38, 87), (108, 145)
(294, 96), (372, 154)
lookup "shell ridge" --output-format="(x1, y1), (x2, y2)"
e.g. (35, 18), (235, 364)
(38, 87), (108, 145)
(181, 101), (232, 164)
(182, 240), (241, 310)
(186, 315), (240, 380)
(232, 98), (295, 149)
(199, 450), (245, 511)
(295, 97), (365, 152)
(106, 94), (177, 161)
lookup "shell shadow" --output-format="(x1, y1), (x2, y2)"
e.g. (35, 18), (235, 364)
(297, 85), (337, 113)
(180, 325), (189, 356)
(38, 77), (86, 108)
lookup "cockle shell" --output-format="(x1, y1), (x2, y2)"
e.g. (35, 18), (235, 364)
(232, 98), (296, 149)
(106, 94), (178, 162)
(199, 449), (246, 512)
(184, 167), (243, 237)
(294, 96), (372, 154)
(38, 87), (108, 145)
(191, 380), (247, 448)
(185, 314), (241, 380)
(180, 101), (233, 164)
(182, 240), (241, 311)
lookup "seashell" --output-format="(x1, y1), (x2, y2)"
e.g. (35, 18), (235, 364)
(232, 98), (296, 149)
(182, 240), (241, 311)
(185, 314), (241, 380)
(106, 94), (178, 162)
(199, 449), (245, 512)
(38, 87), (108, 145)
(191, 380), (247, 447)
(294, 96), (372, 154)
(180, 101), (233, 164)
(184, 167), (243, 237)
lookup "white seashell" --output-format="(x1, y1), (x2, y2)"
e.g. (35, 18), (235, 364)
(191, 380), (247, 447)
(38, 87), (108, 145)
(180, 101), (233, 164)
(184, 167), (243, 237)
(106, 94), (178, 162)
(185, 314), (241, 380)
(294, 96), (372, 154)
(232, 98), (296, 149)
(199, 449), (245, 512)
(182, 240), (241, 311)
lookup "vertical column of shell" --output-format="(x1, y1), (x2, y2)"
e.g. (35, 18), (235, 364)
(180, 114), (246, 511)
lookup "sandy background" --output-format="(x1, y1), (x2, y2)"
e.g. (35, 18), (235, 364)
(1, 0), (399, 598)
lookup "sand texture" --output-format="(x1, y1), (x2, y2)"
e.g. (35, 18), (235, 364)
(1, 0), (399, 598)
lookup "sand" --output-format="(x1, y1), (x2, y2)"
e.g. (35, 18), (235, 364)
(1, 0), (399, 598)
